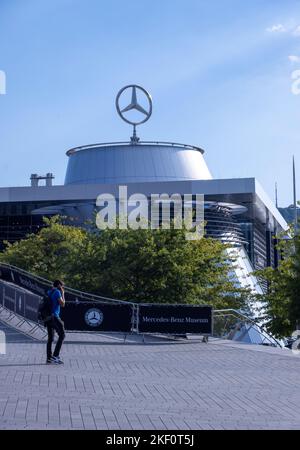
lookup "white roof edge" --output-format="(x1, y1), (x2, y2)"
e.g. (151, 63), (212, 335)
(0, 178), (289, 231)
(254, 179), (288, 231)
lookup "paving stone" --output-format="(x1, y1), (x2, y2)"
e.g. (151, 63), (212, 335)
(1, 318), (300, 430)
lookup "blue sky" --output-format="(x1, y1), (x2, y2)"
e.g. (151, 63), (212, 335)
(0, 0), (299, 206)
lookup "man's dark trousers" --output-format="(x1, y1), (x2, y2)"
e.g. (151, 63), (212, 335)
(46, 316), (65, 359)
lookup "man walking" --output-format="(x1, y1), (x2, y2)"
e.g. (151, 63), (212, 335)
(46, 280), (66, 364)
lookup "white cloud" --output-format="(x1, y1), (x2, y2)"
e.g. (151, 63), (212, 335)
(291, 69), (300, 95)
(266, 24), (286, 33)
(288, 55), (300, 63)
(266, 23), (300, 37)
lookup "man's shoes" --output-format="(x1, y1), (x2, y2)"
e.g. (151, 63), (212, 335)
(46, 356), (64, 364)
(52, 356), (64, 364)
(46, 356), (56, 364)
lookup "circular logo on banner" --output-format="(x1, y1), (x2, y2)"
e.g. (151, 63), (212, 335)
(84, 308), (104, 328)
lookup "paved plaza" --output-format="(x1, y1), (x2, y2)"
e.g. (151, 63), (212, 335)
(0, 315), (300, 430)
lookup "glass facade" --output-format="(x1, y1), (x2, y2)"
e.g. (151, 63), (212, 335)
(0, 194), (280, 275)
(0, 201), (82, 250)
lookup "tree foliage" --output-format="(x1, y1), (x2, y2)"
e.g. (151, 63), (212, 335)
(0, 216), (251, 309)
(0, 217), (89, 282)
(256, 225), (300, 338)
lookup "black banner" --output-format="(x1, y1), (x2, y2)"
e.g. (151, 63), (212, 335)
(10, 270), (49, 297)
(61, 302), (133, 332)
(138, 304), (212, 334)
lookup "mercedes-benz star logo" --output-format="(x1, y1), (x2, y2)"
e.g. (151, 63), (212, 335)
(116, 85), (152, 126)
(84, 308), (104, 328)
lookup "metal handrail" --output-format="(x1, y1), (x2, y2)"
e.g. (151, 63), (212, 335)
(66, 141), (205, 156)
(214, 309), (282, 347)
(215, 313), (275, 346)
(0, 262), (134, 305)
(0, 264), (281, 345)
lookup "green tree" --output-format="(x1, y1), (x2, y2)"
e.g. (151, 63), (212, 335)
(0, 216), (88, 282)
(75, 225), (251, 308)
(256, 225), (300, 338)
(0, 216), (251, 309)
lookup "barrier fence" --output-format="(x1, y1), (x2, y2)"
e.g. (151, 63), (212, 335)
(0, 263), (213, 337)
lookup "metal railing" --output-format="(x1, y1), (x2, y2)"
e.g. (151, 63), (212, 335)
(0, 263), (282, 347)
(213, 309), (282, 348)
(66, 141), (205, 156)
(0, 262), (133, 305)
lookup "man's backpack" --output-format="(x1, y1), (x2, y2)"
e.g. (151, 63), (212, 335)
(38, 291), (53, 324)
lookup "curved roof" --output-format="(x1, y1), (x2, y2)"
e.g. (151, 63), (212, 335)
(64, 141), (212, 185)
